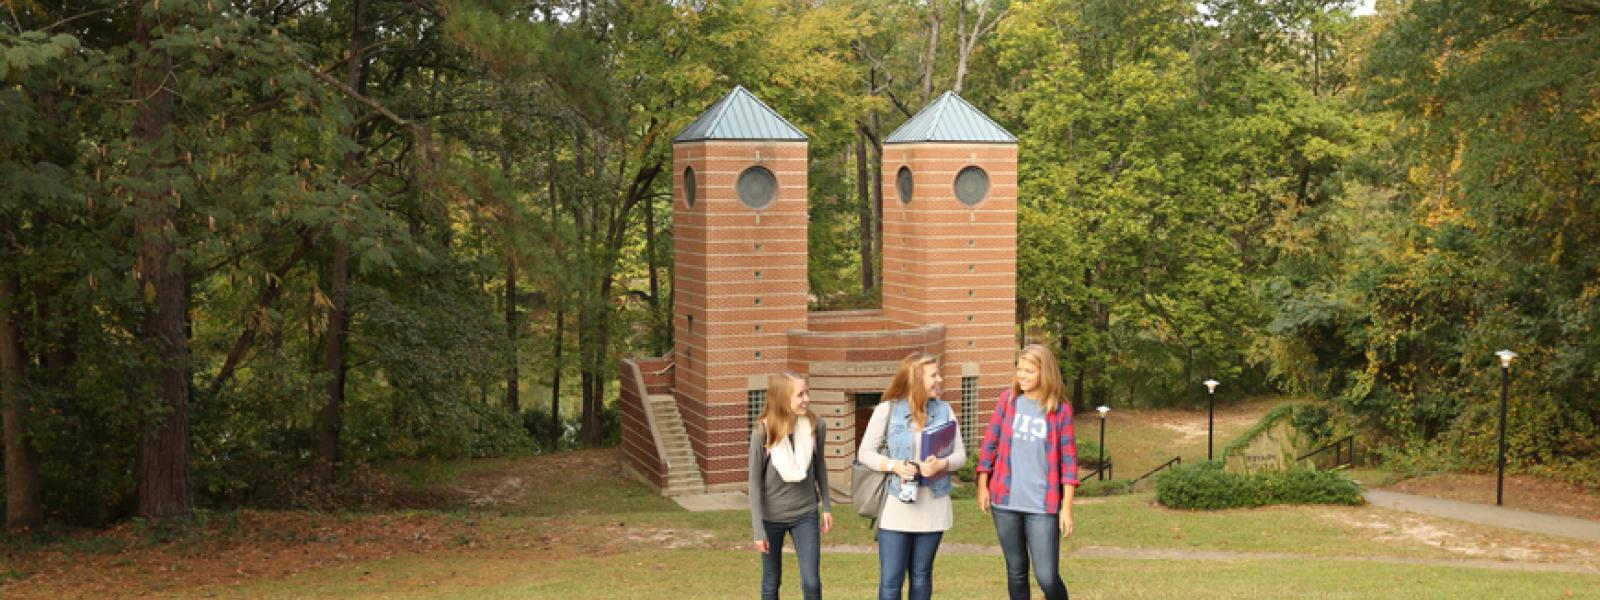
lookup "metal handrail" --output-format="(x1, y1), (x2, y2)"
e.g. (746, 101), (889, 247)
(1296, 434), (1355, 467)
(1130, 456), (1182, 486)
(1083, 461), (1113, 481)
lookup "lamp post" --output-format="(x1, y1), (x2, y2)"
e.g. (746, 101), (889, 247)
(1097, 405), (1110, 480)
(1494, 349), (1517, 507)
(1203, 379), (1220, 461)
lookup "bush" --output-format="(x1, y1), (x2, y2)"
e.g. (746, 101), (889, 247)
(1155, 461), (1363, 510)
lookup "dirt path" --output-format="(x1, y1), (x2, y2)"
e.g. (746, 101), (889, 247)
(816, 543), (1600, 574)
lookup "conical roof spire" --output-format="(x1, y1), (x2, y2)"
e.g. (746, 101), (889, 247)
(673, 86), (808, 142)
(884, 91), (1016, 144)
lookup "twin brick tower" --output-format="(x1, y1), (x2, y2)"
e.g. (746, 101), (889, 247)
(620, 86), (1019, 498)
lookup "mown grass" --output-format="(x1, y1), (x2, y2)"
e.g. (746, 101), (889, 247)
(1094, 399), (1278, 481)
(200, 548), (1600, 599)
(545, 491), (1477, 559)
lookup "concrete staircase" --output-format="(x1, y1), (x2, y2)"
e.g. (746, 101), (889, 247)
(647, 394), (705, 496)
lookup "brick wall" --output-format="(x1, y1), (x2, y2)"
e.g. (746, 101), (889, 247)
(881, 142), (1019, 424)
(673, 140), (811, 488)
(792, 319), (947, 496)
(618, 358), (666, 489)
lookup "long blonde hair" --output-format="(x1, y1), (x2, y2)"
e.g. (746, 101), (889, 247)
(882, 352), (940, 428)
(761, 371), (814, 449)
(1011, 344), (1068, 414)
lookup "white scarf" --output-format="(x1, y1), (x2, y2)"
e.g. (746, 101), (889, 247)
(768, 416), (814, 483)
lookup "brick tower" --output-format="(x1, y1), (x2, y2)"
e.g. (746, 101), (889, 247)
(670, 86), (810, 488)
(880, 92), (1019, 446)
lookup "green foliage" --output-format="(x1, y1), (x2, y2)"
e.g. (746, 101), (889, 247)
(1221, 402), (1303, 458)
(993, 0), (1365, 408)
(1261, 0), (1600, 485)
(6, 0), (1599, 529)
(1156, 461), (1363, 510)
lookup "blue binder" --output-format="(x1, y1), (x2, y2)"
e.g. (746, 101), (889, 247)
(920, 419), (957, 459)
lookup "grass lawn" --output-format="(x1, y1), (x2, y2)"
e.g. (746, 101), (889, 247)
(8, 399), (1600, 599)
(172, 461), (1600, 599)
(201, 548), (1599, 599)
(551, 492), (1501, 558)
(1094, 398), (1278, 482)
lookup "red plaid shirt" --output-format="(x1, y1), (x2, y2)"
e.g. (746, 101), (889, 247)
(976, 388), (1080, 514)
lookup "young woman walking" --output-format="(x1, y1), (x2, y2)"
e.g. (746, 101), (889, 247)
(858, 352), (966, 600)
(748, 371), (833, 600)
(976, 344), (1079, 600)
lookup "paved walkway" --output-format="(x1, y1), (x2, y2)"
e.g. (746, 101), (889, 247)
(671, 492), (748, 512)
(1365, 489), (1600, 544)
(816, 543), (1598, 574)
(672, 489), (849, 512)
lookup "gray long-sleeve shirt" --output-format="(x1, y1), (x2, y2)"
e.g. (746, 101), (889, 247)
(749, 419), (833, 542)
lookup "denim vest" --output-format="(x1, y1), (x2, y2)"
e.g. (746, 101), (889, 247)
(885, 399), (953, 499)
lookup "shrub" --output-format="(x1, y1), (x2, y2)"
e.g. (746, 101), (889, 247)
(1156, 461), (1363, 510)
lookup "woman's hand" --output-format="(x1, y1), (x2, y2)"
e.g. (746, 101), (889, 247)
(754, 540), (770, 553)
(977, 486), (991, 515)
(917, 456), (947, 478)
(1058, 511), (1074, 539)
(892, 460), (918, 481)
(821, 512), (834, 534)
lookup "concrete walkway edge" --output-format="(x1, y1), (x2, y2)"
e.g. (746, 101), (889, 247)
(1365, 489), (1600, 544)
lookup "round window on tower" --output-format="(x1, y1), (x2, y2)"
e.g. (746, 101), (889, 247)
(737, 166), (777, 209)
(954, 165), (989, 206)
(683, 166), (697, 208)
(896, 166), (914, 205)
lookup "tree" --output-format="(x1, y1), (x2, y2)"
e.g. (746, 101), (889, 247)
(128, 2), (196, 521)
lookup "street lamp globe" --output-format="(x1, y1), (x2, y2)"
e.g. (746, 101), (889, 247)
(1203, 379), (1219, 394)
(1097, 405), (1110, 418)
(1495, 349), (1518, 369)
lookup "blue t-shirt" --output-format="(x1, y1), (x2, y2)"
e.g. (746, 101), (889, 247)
(996, 395), (1050, 514)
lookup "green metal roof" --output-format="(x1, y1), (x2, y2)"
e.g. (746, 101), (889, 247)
(884, 91), (1016, 144)
(673, 86), (808, 142)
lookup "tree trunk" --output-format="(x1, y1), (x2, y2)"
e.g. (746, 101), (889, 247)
(871, 110), (883, 286)
(545, 144), (564, 450)
(315, 0), (367, 486)
(550, 307), (563, 450)
(955, 0), (969, 94)
(1, 273), (42, 530)
(315, 238), (350, 485)
(856, 131), (874, 293)
(645, 188), (665, 355)
(578, 306), (600, 447)
(506, 258), (520, 413)
(921, 5), (942, 103)
(132, 5), (195, 522)
(953, 0), (1003, 95)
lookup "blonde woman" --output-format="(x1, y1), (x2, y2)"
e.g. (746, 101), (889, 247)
(858, 352), (966, 600)
(976, 344), (1079, 600)
(748, 372), (832, 600)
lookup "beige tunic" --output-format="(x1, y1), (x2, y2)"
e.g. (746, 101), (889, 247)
(857, 401), (967, 533)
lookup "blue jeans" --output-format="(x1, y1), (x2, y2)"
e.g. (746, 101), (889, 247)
(991, 507), (1068, 600)
(876, 529), (942, 600)
(761, 510), (821, 600)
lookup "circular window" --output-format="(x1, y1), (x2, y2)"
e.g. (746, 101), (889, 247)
(896, 166), (914, 205)
(954, 166), (989, 206)
(683, 166), (697, 207)
(737, 166), (777, 209)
